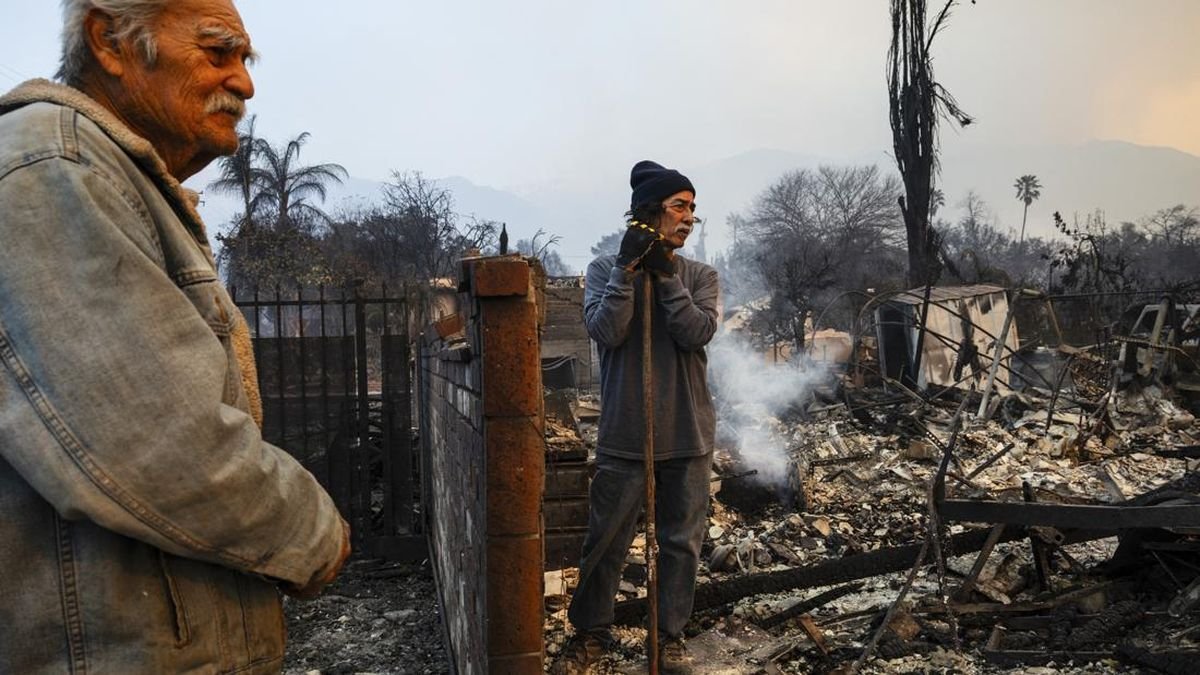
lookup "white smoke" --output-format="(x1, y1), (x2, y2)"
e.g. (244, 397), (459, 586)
(707, 330), (830, 486)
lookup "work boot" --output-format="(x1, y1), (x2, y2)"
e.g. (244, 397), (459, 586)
(552, 629), (610, 675)
(647, 633), (693, 674)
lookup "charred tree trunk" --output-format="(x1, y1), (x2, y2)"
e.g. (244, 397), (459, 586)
(888, 0), (972, 287)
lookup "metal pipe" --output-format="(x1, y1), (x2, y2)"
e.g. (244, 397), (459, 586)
(354, 281), (370, 544)
(976, 297), (1018, 419)
(1044, 354), (1076, 433)
(274, 285), (286, 444)
(907, 283), (935, 389)
(1138, 296), (1171, 378)
(319, 285), (331, 499)
(297, 285), (309, 460)
(1023, 481), (1051, 590)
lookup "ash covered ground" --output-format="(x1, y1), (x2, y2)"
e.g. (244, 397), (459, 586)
(283, 558), (448, 674)
(279, 385), (1199, 675)
(280, 343), (1200, 674)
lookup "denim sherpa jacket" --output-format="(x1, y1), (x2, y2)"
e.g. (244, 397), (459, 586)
(0, 80), (344, 674)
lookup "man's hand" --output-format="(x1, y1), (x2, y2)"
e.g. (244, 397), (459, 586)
(616, 222), (662, 271)
(642, 240), (675, 277)
(283, 517), (351, 600)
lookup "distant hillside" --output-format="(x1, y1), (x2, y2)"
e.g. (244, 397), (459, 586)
(189, 140), (1200, 275)
(939, 140), (1200, 238)
(677, 140), (1200, 253)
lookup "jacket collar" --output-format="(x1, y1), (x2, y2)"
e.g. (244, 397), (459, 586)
(0, 78), (211, 243)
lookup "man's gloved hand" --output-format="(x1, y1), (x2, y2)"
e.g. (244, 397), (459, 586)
(642, 240), (675, 277)
(283, 516), (352, 600)
(616, 221), (662, 271)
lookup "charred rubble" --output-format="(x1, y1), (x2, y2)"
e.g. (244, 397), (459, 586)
(542, 286), (1200, 674)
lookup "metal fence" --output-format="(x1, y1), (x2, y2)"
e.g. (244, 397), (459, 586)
(230, 282), (424, 560)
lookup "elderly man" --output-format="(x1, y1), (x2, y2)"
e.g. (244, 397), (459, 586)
(0, 0), (348, 672)
(556, 161), (720, 674)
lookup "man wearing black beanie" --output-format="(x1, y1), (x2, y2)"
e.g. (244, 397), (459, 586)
(555, 161), (720, 674)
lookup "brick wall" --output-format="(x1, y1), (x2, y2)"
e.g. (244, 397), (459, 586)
(419, 256), (545, 674)
(419, 333), (485, 672)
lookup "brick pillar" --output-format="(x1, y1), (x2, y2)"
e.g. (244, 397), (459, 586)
(467, 257), (545, 673)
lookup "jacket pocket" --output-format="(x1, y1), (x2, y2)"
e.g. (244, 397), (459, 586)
(178, 274), (235, 338)
(158, 551), (192, 647)
(178, 274), (243, 405)
(234, 571), (287, 665)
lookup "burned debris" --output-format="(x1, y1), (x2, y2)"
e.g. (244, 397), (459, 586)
(543, 284), (1200, 673)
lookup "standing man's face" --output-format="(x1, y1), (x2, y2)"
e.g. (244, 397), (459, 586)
(657, 190), (697, 250)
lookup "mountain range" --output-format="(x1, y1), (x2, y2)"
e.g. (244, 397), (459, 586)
(189, 140), (1200, 276)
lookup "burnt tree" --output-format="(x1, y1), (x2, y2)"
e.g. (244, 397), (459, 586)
(736, 165), (904, 351)
(888, 0), (973, 287)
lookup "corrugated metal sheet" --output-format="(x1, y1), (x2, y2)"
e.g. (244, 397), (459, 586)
(888, 284), (1007, 305)
(876, 286), (1019, 392)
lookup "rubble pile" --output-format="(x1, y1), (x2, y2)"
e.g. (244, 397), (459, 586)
(542, 290), (1200, 672)
(543, 378), (1200, 674)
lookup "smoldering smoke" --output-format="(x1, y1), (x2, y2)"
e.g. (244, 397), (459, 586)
(707, 331), (829, 487)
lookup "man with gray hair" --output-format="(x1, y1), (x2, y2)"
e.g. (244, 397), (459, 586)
(555, 161), (720, 674)
(0, 1), (348, 672)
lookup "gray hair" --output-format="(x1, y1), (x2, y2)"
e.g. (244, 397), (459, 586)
(56, 0), (170, 84)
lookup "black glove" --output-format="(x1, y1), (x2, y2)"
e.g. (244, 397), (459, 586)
(616, 221), (661, 270)
(642, 240), (675, 277)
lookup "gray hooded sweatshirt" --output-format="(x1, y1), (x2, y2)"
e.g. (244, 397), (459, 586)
(584, 254), (720, 460)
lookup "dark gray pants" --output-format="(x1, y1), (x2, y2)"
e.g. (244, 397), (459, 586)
(567, 452), (713, 637)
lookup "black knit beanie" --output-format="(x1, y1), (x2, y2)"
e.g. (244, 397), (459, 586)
(629, 160), (695, 209)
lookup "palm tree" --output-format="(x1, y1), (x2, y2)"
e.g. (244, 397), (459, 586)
(888, 0), (974, 287)
(251, 132), (348, 230)
(208, 114), (262, 229)
(1014, 174), (1042, 247)
(930, 188), (945, 219)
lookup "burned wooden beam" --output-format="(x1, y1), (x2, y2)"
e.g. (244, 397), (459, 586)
(1168, 576), (1200, 617)
(796, 615), (829, 655)
(757, 582), (865, 629)
(711, 469), (758, 483)
(981, 616), (1118, 668)
(1117, 644), (1200, 675)
(964, 442), (1015, 480)
(808, 453), (872, 469)
(612, 527), (1110, 626)
(983, 647), (1114, 668)
(1155, 445), (1200, 460)
(939, 500), (1200, 530)
(952, 524), (1005, 602)
(934, 581), (1117, 616)
(1065, 600), (1144, 650)
(1144, 541), (1200, 554)
(1023, 482), (1051, 590)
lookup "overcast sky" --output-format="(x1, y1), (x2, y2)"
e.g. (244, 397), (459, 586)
(4, 1), (1199, 243)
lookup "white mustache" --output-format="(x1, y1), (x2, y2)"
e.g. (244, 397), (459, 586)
(205, 92), (245, 119)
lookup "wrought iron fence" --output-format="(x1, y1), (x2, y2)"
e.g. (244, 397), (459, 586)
(230, 282), (424, 559)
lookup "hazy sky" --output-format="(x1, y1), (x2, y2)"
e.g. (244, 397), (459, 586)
(3, 1), (1199, 244)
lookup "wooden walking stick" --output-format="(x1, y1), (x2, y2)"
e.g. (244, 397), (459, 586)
(642, 274), (660, 674)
